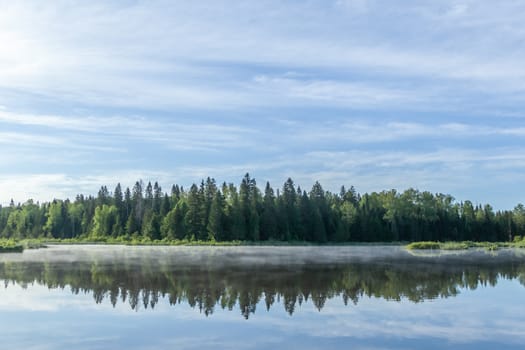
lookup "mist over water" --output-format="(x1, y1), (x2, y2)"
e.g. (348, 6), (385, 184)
(3, 244), (523, 265)
(2, 245), (410, 265)
(2, 245), (525, 349)
(1, 245), (525, 311)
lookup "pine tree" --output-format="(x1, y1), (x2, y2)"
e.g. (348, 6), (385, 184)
(124, 187), (132, 222)
(310, 181), (329, 242)
(145, 181), (153, 210)
(282, 178), (298, 240)
(132, 181), (144, 232)
(228, 184), (246, 240)
(171, 184), (181, 206)
(185, 184), (205, 240)
(161, 200), (188, 240)
(142, 211), (161, 240)
(260, 182), (277, 240)
(153, 182), (162, 214)
(161, 193), (171, 217)
(126, 209), (139, 236)
(114, 183), (125, 233)
(207, 191), (224, 241)
(240, 174), (260, 241)
(298, 191), (313, 241)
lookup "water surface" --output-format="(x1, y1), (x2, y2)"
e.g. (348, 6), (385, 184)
(1, 245), (525, 349)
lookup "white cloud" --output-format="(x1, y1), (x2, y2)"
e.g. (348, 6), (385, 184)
(0, 131), (65, 147)
(0, 110), (257, 152)
(1, 1), (525, 112)
(2, 142), (525, 207)
(252, 75), (417, 107)
(286, 120), (525, 144)
(0, 172), (168, 205)
(0, 1), (524, 208)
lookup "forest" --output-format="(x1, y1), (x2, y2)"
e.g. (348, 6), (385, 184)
(1, 173), (524, 243)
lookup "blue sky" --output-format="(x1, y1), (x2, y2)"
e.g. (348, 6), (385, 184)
(1, 0), (524, 209)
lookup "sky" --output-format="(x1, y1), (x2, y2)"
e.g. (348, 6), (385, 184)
(0, 0), (524, 209)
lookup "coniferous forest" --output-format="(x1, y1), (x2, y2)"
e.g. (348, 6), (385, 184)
(1, 174), (524, 243)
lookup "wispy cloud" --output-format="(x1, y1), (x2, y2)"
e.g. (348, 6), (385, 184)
(0, 110), (257, 152)
(0, 1), (524, 207)
(2, 1), (525, 112)
(0, 171), (175, 205)
(252, 75), (418, 107)
(284, 120), (525, 145)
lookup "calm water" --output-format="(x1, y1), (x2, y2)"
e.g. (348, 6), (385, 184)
(1, 245), (525, 349)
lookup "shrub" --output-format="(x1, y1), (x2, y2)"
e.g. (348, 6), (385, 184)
(406, 241), (440, 250)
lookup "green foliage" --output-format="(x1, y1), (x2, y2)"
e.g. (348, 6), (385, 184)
(260, 182), (278, 240)
(406, 241), (441, 250)
(406, 240), (525, 251)
(142, 212), (161, 240)
(485, 243), (499, 251)
(184, 184), (206, 240)
(19, 239), (47, 249)
(44, 201), (66, 238)
(0, 239), (24, 253)
(92, 205), (119, 238)
(512, 239), (525, 248)
(1, 175), (525, 245)
(439, 242), (470, 250)
(207, 191), (224, 241)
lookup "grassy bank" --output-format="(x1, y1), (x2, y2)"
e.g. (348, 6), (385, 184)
(0, 237), (246, 252)
(39, 237), (389, 246)
(0, 239), (25, 253)
(405, 240), (525, 251)
(4, 236), (525, 251)
(4, 236), (409, 247)
(25, 236), (244, 247)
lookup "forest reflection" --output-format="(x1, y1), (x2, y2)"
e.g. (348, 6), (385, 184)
(2, 247), (525, 319)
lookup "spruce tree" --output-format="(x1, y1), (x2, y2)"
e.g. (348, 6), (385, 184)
(207, 191), (224, 241)
(153, 182), (162, 214)
(132, 181), (144, 231)
(185, 184), (205, 240)
(114, 183), (125, 233)
(260, 182), (277, 240)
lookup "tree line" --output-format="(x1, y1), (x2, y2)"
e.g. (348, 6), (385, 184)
(1, 173), (524, 242)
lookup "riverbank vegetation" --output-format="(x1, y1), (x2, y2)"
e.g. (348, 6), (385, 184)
(1, 174), (525, 243)
(0, 238), (48, 253)
(406, 239), (525, 250)
(0, 239), (24, 253)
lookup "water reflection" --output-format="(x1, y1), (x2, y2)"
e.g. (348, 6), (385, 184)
(1, 245), (525, 319)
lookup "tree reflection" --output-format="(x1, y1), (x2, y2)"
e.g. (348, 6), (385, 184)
(1, 252), (525, 318)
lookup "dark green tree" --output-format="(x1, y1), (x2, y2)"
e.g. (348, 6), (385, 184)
(260, 182), (278, 240)
(185, 184), (206, 240)
(207, 190), (225, 241)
